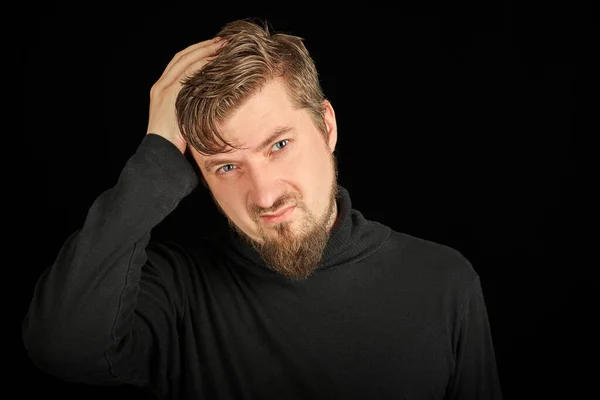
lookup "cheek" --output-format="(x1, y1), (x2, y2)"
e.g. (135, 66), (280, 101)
(296, 145), (334, 201)
(210, 186), (246, 219)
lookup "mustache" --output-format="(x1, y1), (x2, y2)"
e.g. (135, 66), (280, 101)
(250, 192), (302, 219)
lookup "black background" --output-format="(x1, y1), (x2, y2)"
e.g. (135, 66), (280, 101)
(17, 3), (592, 399)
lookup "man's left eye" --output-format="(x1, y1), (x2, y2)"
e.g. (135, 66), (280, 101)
(272, 139), (289, 152)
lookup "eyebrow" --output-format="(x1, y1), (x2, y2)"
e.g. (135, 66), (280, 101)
(203, 126), (295, 172)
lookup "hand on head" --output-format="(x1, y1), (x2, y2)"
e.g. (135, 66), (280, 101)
(146, 37), (227, 153)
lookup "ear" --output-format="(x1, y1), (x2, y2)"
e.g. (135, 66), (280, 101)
(323, 100), (338, 153)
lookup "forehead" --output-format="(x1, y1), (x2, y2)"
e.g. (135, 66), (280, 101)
(219, 78), (299, 147)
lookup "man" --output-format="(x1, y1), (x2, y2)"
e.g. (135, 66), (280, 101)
(23, 19), (503, 399)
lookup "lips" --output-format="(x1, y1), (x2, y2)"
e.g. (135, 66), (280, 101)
(259, 205), (296, 224)
(262, 206), (292, 218)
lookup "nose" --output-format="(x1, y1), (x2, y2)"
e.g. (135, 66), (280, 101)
(246, 163), (284, 210)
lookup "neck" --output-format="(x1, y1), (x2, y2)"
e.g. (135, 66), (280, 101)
(325, 198), (339, 234)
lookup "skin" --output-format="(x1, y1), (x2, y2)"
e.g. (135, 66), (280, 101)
(189, 78), (339, 244)
(147, 37), (339, 278)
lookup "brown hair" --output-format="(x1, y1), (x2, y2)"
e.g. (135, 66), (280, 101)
(176, 18), (327, 156)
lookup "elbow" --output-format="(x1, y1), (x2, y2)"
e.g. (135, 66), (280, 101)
(22, 312), (114, 384)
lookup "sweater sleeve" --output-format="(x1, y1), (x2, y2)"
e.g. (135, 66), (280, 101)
(22, 134), (199, 389)
(446, 276), (504, 399)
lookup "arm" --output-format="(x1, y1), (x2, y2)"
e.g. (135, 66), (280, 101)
(22, 133), (197, 386)
(446, 276), (504, 399)
(22, 37), (227, 389)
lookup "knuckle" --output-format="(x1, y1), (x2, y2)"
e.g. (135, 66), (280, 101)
(149, 83), (164, 97)
(178, 52), (191, 64)
(173, 49), (185, 59)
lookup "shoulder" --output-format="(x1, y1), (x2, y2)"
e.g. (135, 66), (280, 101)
(383, 229), (479, 289)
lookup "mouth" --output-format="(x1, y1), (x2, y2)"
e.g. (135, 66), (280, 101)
(259, 205), (296, 224)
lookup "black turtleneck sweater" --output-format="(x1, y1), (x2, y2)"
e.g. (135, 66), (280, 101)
(23, 134), (502, 399)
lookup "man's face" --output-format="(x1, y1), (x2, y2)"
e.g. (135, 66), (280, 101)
(190, 78), (339, 280)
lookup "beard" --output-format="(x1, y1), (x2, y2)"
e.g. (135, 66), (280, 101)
(232, 183), (338, 281)
(216, 155), (339, 281)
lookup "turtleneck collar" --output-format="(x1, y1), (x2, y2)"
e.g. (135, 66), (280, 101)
(213, 185), (391, 275)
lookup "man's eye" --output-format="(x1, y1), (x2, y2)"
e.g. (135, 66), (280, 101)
(271, 139), (289, 152)
(218, 164), (236, 174)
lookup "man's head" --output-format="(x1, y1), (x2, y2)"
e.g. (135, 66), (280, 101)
(176, 19), (339, 281)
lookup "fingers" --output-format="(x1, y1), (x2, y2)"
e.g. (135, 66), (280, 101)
(181, 56), (217, 82)
(163, 37), (222, 73)
(160, 38), (226, 83)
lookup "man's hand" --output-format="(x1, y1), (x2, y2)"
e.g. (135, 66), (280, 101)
(146, 37), (226, 153)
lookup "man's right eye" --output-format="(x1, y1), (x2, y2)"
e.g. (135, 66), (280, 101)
(217, 164), (236, 174)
